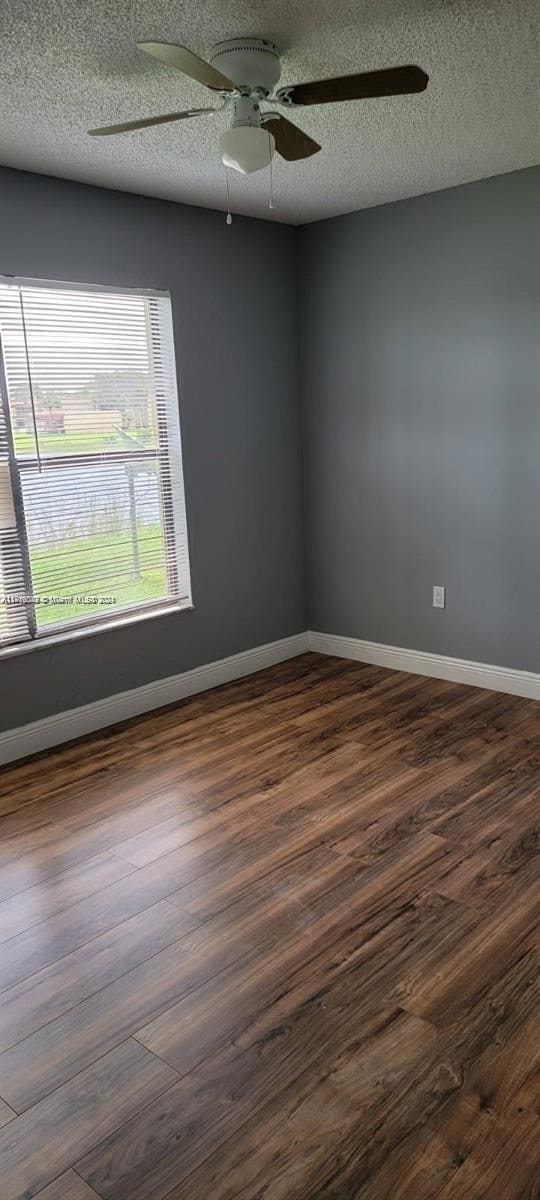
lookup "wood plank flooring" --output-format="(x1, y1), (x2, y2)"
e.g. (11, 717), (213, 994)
(0, 652), (538, 1200)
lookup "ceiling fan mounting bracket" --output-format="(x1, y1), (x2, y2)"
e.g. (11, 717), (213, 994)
(274, 87), (298, 107)
(208, 38), (281, 94)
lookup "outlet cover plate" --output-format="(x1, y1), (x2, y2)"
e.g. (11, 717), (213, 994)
(433, 585), (446, 609)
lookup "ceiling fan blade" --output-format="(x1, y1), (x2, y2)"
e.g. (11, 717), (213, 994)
(277, 64), (429, 107)
(262, 114), (321, 161)
(89, 108), (215, 136)
(137, 41), (236, 92)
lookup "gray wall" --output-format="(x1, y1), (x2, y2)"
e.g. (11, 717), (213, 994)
(0, 167), (306, 729)
(300, 166), (540, 673)
(1, 163), (538, 733)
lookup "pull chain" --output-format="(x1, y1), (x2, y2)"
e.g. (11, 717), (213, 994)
(225, 167), (232, 225)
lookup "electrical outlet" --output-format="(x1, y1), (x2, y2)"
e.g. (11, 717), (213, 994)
(433, 585), (446, 609)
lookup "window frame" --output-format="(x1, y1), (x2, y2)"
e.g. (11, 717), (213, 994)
(0, 275), (193, 656)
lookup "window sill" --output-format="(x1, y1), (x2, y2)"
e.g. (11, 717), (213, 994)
(0, 601), (194, 661)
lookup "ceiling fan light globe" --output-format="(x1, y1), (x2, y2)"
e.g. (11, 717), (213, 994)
(219, 126), (275, 174)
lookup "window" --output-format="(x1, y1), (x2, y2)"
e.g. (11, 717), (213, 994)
(0, 277), (192, 649)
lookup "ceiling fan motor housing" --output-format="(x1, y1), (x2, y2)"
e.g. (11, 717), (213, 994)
(208, 38), (281, 94)
(229, 94), (261, 129)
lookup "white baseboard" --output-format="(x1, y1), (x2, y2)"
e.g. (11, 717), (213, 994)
(309, 631), (540, 701)
(0, 632), (310, 766)
(2, 627), (537, 766)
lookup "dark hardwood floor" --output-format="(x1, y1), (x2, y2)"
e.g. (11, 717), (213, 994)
(0, 652), (538, 1200)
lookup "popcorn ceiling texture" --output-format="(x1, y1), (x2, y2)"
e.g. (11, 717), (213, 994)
(0, 0), (538, 224)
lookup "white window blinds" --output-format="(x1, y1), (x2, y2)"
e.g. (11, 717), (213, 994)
(0, 277), (191, 648)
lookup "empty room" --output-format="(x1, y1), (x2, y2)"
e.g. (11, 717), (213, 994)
(0, 2), (539, 1198)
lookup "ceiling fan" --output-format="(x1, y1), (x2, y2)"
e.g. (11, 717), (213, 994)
(89, 37), (429, 175)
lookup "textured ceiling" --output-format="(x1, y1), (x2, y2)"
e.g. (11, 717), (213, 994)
(0, 0), (539, 224)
